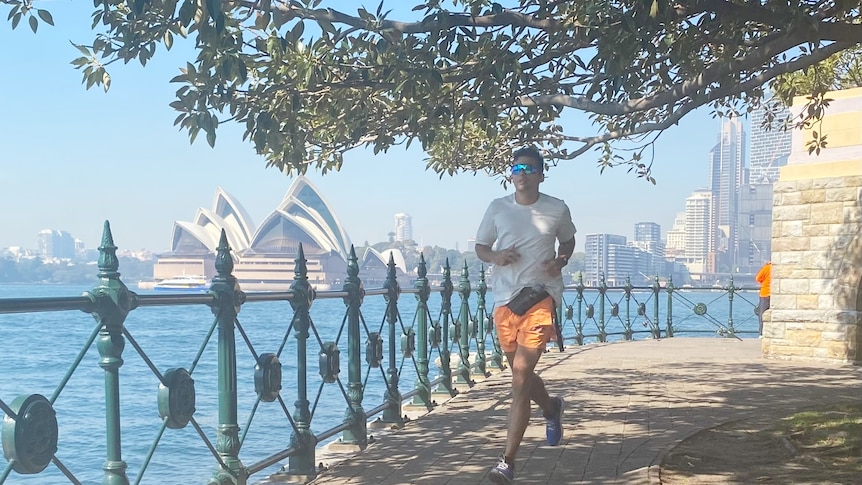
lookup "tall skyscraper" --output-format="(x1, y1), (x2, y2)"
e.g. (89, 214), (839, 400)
(749, 103), (791, 184)
(708, 117), (745, 272)
(731, 101), (788, 273)
(393, 213), (413, 242)
(685, 190), (713, 275)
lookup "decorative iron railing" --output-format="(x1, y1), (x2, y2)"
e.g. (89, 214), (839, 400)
(0, 221), (758, 484)
(559, 274), (760, 346)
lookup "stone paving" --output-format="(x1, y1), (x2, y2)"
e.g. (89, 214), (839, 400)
(261, 338), (862, 484)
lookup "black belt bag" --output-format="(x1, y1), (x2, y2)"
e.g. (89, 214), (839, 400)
(506, 286), (550, 316)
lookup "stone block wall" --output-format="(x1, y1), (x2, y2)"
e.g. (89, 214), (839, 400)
(763, 87), (862, 364)
(764, 172), (862, 362)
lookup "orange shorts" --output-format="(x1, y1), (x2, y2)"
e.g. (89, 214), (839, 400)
(493, 296), (556, 353)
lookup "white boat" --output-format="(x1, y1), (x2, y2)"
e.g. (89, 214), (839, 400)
(153, 275), (209, 292)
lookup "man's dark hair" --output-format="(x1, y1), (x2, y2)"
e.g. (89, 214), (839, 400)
(512, 146), (544, 169)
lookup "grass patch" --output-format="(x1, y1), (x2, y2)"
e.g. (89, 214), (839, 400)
(776, 403), (862, 471)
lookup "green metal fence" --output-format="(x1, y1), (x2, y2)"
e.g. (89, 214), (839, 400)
(0, 221), (759, 484)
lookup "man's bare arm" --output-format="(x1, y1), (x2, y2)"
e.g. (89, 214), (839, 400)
(476, 243), (520, 266)
(557, 237), (576, 263)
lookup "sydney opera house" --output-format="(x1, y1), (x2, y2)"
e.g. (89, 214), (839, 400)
(152, 177), (407, 291)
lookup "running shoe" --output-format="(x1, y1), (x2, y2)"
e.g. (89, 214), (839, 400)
(488, 455), (514, 484)
(546, 396), (565, 446)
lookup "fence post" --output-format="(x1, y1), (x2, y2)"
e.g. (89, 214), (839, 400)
(286, 245), (316, 479)
(381, 254), (403, 425)
(454, 261), (473, 386)
(665, 276), (675, 337)
(435, 259), (458, 397)
(575, 273), (585, 345)
(340, 246), (367, 448)
(86, 221), (134, 485)
(726, 276), (736, 337)
(208, 230), (248, 485)
(624, 276), (633, 340)
(472, 265), (490, 377)
(411, 254), (433, 409)
(652, 276), (661, 339)
(598, 274), (607, 342)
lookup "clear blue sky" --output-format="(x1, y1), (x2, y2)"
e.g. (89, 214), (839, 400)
(0, 3), (723, 253)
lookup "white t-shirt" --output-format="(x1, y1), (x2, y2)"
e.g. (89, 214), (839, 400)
(475, 193), (576, 306)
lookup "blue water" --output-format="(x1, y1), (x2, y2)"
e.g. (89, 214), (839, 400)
(0, 283), (758, 484)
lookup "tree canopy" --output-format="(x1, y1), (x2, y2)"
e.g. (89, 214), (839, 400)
(4, 0), (861, 179)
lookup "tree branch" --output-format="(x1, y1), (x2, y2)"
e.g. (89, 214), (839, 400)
(556, 41), (851, 160)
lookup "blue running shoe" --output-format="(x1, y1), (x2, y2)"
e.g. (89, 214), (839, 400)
(488, 455), (514, 484)
(546, 396), (565, 446)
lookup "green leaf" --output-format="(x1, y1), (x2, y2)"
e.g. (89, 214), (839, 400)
(36, 9), (53, 26)
(72, 43), (91, 56)
(292, 21), (305, 40)
(255, 12), (270, 30)
(28, 15), (37, 33)
(164, 30), (174, 50)
(6, 4), (21, 22)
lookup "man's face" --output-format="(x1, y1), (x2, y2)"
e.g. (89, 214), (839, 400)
(510, 156), (544, 190)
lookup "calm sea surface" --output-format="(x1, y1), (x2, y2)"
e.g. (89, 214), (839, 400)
(0, 283), (758, 484)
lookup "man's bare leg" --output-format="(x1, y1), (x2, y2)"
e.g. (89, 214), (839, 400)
(502, 346), (554, 462)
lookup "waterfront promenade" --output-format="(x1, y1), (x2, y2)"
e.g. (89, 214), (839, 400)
(264, 338), (862, 484)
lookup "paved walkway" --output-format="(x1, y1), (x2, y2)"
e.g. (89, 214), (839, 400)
(270, 338), (862, 484)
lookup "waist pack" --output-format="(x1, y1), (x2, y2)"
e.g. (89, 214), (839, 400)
(506, 286), (550, 315)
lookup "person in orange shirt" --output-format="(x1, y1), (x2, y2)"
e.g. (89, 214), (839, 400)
(755, 261), (772, 336)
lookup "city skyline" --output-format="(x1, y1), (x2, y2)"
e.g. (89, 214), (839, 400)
(2, 4), (754, 254)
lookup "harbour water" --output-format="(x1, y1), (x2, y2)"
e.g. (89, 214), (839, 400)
(0, 283), (758, 484)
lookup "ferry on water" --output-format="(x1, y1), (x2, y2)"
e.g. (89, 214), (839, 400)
(152, 275), (209, 292)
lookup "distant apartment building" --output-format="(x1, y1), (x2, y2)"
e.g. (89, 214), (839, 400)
(631, 222), (665, 277)
(584, 233), (652, 285)
(585, 234), (626, 285)
(664, 213), (686, 260)
(634, 222), (661, 244)
(708, 117), (745, 272)
(394, 213), (413, 242)
(37, 229), (76, 260)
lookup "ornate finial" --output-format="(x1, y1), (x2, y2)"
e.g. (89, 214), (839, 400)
(459, 259), (470, 296)
(387, 252), (397, 280)
(384, 251), (399, 313)
(418, 253), (427, 279)
(294, 243), (308, 281)
(384, 251), (398, 293)
(215, 229), (234, 278)
(97, 220), (120, 279)
(347, 245), (359, 279)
